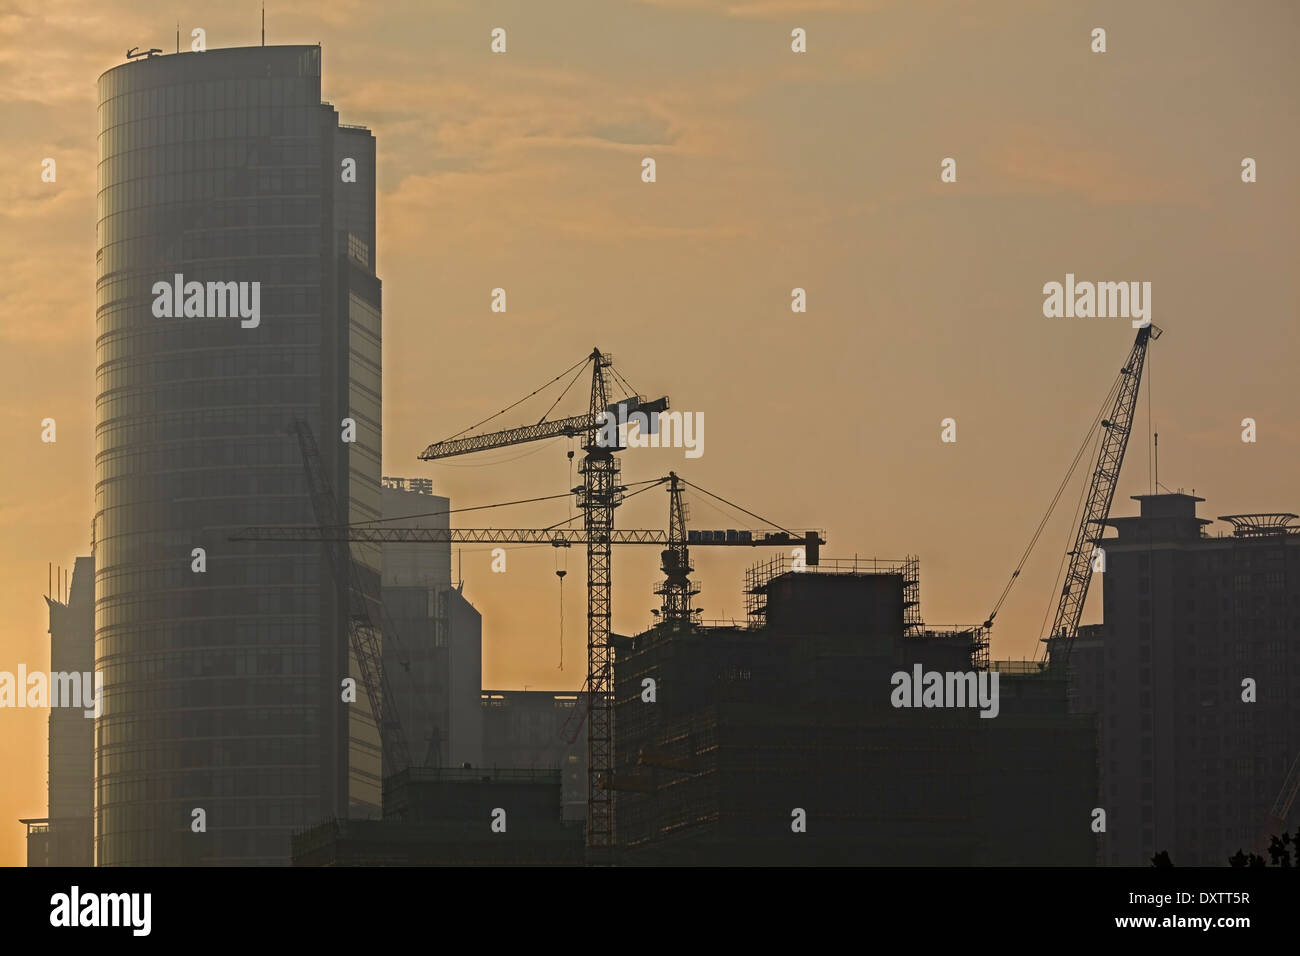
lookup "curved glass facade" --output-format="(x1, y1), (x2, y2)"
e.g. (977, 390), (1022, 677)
(94, 46), (381, 865)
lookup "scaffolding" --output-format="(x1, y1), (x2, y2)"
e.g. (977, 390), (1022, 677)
(923, 625), (990, 671)
(745, 554), (922, 631)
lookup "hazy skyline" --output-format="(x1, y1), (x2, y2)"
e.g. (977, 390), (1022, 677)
(2, 0), (1298, 865)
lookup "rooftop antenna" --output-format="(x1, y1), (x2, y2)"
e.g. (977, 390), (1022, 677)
(261, 4), (265, 46)
(176, 22), (179, 54)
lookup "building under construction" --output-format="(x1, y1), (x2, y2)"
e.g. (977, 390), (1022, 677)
(612, 556), (1097, 865)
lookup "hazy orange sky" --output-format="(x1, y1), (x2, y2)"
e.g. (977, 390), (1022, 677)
(2, 0), (1297, 865)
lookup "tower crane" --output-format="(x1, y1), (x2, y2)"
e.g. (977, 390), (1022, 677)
(982, 324), (1162, 667)
(417, 348), (655, 860)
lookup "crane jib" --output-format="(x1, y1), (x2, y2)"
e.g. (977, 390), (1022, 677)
(1047, 324), (1161, 663)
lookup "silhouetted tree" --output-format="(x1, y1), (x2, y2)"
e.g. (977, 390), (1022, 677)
(1267, 832), (1293, 867)
(1151, 850), (1173, 868)
(1228, 848), (1268, 867)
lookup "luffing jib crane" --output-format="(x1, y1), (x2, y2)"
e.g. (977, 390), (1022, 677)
(982, 324), (1162, 667)
(1046, 324), (1161, 664)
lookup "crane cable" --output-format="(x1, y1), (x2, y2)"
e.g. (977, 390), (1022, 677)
(556, 564), (565, 671)
(677, 477), (801, 538)
(983, 365), (1127, 630)
(538, 357), (593, 425)
(1036, 422), (1106, 657)
(558, 441), (573, 671)
(351, 490), (576, 527)
(607, 362), (642, 402)
(541, 477), (670, 531)
(1147, 346), (1155, 494)
(434, 354), (590, 444)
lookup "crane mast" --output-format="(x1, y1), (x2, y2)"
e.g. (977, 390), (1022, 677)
(1047, 324), (1161, 663)
(577, 351), (619, 856)
(655, 473), (698, 626)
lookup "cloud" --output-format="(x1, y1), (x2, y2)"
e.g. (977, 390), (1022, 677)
(370, 55), (836, 253)
(979, 122), (1198, 207)
(0, 0), (139, 105)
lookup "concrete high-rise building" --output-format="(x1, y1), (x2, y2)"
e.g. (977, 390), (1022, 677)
(1069, 494), (1300, 865)
(381, 478), (483, 770)
(94, 45), (381, 864)
(20, 557), (95, 866)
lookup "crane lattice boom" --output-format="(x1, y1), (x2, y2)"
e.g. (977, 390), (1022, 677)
(1047, 324), (1161, 662)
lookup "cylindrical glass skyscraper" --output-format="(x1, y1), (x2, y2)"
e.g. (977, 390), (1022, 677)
(94, 45), (382, 865)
